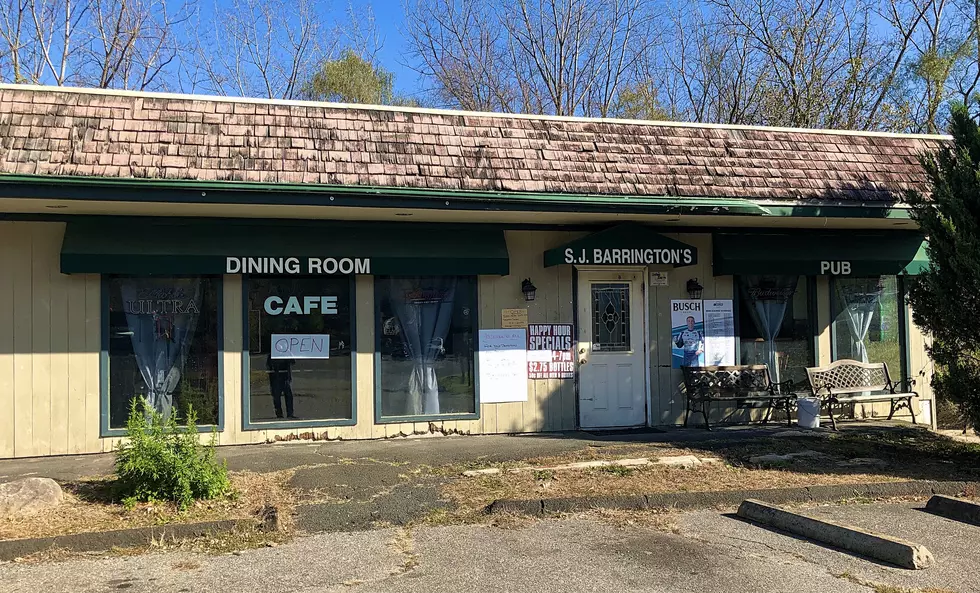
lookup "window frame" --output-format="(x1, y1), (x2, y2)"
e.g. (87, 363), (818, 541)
(240, 275), (358, 431)
(100, 274), (225, 438)
(373, 275), (481, 424)
(829, 275), (909, 387)
(732, 275), (819, 371)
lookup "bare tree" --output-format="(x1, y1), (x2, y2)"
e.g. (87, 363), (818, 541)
(405, 0), (656, 116)
(405, 0), (516, 111)
(0, 0), (191, 90)
(84, 0), (194, 90)
(190, 0), (331, 99)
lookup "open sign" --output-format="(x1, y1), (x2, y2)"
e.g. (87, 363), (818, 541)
(270, 334), (331, 359)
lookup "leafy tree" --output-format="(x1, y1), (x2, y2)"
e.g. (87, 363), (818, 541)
(906, 105), (980, 432)
(302, 49), (397, 104)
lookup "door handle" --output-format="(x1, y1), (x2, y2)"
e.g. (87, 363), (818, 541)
(579, 347), (587, 354)
(579, 358), (587, 365)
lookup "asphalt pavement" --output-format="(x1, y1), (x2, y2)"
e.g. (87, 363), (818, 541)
(2, 501), (977, 593)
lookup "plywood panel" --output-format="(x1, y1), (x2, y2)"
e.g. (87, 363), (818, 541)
(11, 224), (34, 457)
(0, 223), (15, 458)
(815, 276), (833, 365)
(30, 224), (53, 456)
(46, 225), (71, 456)
(353, 275), (375, 439)
(84, 274), (101, 452)
(478, 274), (497, 434)
(222, 275), (244, 444)
(66, 270), (89, 454)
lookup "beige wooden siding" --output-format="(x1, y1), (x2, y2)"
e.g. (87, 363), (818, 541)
(0, 221), (101, 458)
(0, 222), (938, 458)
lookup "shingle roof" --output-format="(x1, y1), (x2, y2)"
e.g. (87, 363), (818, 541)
(0, 85), (945, 203)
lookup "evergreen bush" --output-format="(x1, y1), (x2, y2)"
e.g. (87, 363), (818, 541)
(114, 399), (230, 510)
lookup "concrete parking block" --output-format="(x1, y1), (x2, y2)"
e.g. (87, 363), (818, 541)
(925, 495), (980, 527)
(736, 499), (935, 569)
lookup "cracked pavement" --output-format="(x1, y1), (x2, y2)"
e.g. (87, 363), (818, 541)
(2, 502), (977, 593)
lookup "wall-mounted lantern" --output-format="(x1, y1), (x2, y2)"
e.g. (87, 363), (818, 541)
(686, 278), (704, 300)
(521, 278), (537, 302)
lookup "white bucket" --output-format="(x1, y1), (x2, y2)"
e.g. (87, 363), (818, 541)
(797, 397), (821, 429)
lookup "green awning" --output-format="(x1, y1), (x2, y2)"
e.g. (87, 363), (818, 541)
(61, 220), (510, 276)
(544, 223), (698, 267)
(712, 232), (928, 276)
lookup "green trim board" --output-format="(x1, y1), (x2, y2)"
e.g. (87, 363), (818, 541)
(61, 219), (510, 276)
(240, 276), (358, 431)
(544, 223), (699, 268)
(713, 232), (929, 277)
(0, 173), (770, 216)
(100, 275), (225, 438)
(7, 173), (921, 219)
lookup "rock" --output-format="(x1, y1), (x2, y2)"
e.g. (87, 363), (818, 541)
(462, 468), (501, 477)
(259, 504), (282, 532)
(0, 477), (63, 518)
(655, 455), (704, 469)
(749, 451), (824, 465)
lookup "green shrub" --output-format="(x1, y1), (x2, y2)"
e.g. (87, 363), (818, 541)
(114, 399), (231, 510)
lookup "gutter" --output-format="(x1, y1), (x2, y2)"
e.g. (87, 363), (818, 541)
(0, 173), (911, 219)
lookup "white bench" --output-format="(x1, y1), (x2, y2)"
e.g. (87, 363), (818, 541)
(805, 359), (917, 430)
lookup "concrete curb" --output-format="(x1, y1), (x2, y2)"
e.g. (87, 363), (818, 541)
(0, 519), (242, 561)
(925, 495), (980, 527)
(737, 499), (935, 569)
(486, 480), (980, 516)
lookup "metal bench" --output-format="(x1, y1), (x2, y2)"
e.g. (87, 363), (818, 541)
(682, 365), (795, 430)
(805, 359), (917, 430)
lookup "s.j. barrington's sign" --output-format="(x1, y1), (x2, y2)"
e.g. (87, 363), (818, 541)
(226, 257), (371, 275)
(563, 247), (694, 266)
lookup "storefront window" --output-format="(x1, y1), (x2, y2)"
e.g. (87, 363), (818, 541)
(833, 276), (904, 380)
(377, 276), (477, 419)
(246, 277), (353, 424)
(737, 275), (814, 385)
(106, 276), (220, 429)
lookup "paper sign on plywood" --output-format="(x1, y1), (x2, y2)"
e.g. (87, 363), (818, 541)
(703, 299), (736, 366)
(478, 329), (528, 403)
(501, 308), (529, 329)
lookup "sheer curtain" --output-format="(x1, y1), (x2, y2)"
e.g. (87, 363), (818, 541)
(388, 277), (458, 416)
(738, 276), (799, 383)
(835, 278), (884, 363)
(120, 278), (202, 419)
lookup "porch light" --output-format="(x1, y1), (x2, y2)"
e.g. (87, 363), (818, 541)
(521, 278), (537, 302)
(686, 278), (704, 300)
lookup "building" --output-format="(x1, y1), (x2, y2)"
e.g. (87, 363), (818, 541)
(0, 85), (941, 458)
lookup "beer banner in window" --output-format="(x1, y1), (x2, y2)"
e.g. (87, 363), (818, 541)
(671, 300), (705, 368)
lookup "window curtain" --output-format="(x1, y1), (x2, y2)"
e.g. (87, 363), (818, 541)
(388, 277), (458, 416)
(738, 275), (799, 382)
(120, 278), (202, 419)
(836, 277), (884, 363)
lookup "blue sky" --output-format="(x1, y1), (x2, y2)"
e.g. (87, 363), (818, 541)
(358, 0), (419, 97)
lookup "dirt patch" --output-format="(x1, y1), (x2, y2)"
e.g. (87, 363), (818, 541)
(0, 470), (297, 541)
(434, 428), (980, 523)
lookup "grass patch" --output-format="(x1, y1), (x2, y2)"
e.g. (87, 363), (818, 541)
(0, 469), (297, 542)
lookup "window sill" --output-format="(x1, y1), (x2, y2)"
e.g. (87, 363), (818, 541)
(242, 418), (356, 431)
(376, 412), (480, 424)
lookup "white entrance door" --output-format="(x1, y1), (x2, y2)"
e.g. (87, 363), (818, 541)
(577, 270), (647, 428)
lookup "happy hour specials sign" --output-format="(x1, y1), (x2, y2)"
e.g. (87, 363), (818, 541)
(526, 323), (575, 380)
